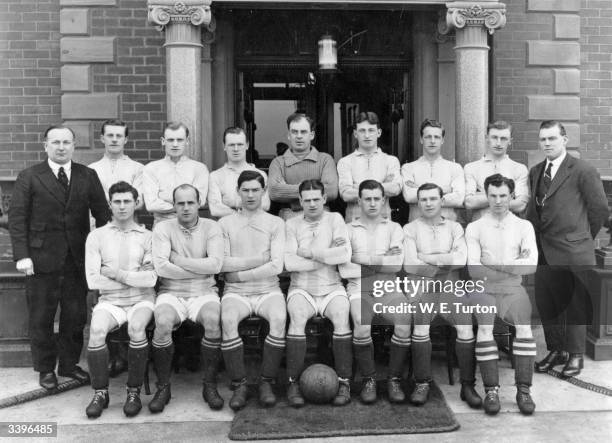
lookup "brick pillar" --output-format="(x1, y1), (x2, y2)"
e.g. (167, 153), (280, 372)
(442, 2), (506, 164)
(148, 0), (213, 162)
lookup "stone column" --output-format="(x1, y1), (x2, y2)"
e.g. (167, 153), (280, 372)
(442, 2), (506, 164)
(148, 0), (213, 162)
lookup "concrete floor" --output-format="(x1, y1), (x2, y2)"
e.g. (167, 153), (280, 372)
(1, 325), (612, 442)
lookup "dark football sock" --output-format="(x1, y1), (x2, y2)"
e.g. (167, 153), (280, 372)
(261, 334), (286, 380)
(476, 340), (499, 387)
(411, 334), (432, 383)
(513, 337), (536, 386)
(126, 338), (149, 388)
(151, 338), (174, 386)
(333, 332), (353, 379)
(221, 336), (246, 383)
(456, 337), (476, 384)
(201, 336), (222, 384)
(286, 334), (307, 381)
(388, 334), (411, 378)
(87, 344), (109, 390)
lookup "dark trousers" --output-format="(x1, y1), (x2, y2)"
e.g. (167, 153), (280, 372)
(25, 255), (88, 373)
(535, 255), (591, 354)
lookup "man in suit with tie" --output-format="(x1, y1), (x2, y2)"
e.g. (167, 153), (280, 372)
(9, 125), (111, 389)
(526, 120), (608, 377)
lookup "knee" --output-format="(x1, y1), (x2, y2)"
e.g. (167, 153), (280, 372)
(153, 312), (174, 338)
(393, 324), (412, 339)
(201, 310), (221, 331)
(221, 311), (240, 334)
(514, 325), (532, 339)
(455, 325), (474, 340)
(412, 324), (429, 338)
(267, 309), (287, 333)
(353, 325), (371, 339)
(127, 321), (148, 342)
(88, 324), (109, 347)
(477, 324), (494, 341)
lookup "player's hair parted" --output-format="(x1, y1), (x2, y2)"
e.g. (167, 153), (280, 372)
(223, 126), (246, 144)
(358, 179), (385, 197)
(299, 179), (325, 197)
(417, 182), (444, 199)
(286, 112), (315, 131)
(172, 183), (200, 204)
(484, 173), (515, 195)
(109, 181), (138, 201)
(419, 118), (445, 137)
(355, 111), (380, 128)
(539, 120), (566, 136)
(163, 121), (190, 138)
(237, 170), (265, 189)
(101, 119), (129, 137)
(487, 120), (512, 135)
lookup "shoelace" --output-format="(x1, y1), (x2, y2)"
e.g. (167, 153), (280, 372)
(415, 383), (429, 394)
(485, 389), (499, 401)
(126, 391), (139, 401)
(92, 391), (106, 404)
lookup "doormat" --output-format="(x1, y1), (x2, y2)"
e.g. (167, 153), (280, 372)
(229, 380), (459, 440)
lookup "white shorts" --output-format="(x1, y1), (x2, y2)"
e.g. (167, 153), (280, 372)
(93, 300), (155, 328)
(287, 288), (347, 317)
(155, 293), (220, 323)
(222, 291), (284, 317)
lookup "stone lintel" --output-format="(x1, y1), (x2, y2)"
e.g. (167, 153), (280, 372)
(553, 69), (580, 94)
(527, 95), (580, 121)
(61, 37), (116, 63)
(60, 8), (90, 35)
(554, 14), (580, 40)
(61, 93), (120, 120)
(61, 64), (92, 92)
(527, 0), (580, 12)
(527, 41), (580, 66)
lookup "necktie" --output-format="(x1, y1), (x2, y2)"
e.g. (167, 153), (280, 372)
(536, 162), (553, 211)
(543, 162), (552, 191)
(58, 166), (69, 190)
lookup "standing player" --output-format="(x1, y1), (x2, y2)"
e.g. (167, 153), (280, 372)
(337, 112), (402, 222)
(219, 171), (286, 410)
(401, 119), (465, 222)
(346, 180), (408, 404)
(268, 113), (338, 220)
(403, 183), (481, 408)
(84, 182), (156, 418)
(284, 179), (353, 407)
(464, 121), (528, 221)
(466, 174), (538, 415)
(143, 122), (209, 226)
(89, 119), (144, 209)
(208, 127), (270, 217)
(150, 184), (225, 412)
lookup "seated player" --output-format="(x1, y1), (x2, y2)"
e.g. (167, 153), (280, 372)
(466, 174), (538, 415)
(150, 184), (225, 412)
(284, 179), (353, 407)
(84, 181), (157, 418)
(218, 170), (286, 410)
(346, 180), (408, 404)
(403, 183), (481, 408)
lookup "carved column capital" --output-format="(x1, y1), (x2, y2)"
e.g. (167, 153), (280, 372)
(147, 0), (212, 31)
(445, 2), (506, 35)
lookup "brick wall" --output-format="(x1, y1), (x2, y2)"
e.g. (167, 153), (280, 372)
(580, 1), (612, 178)
(0, 0), (62, 177)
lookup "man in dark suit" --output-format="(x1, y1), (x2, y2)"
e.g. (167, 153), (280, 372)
(526, 120), (608, 377)
(9, 125), (111, 389)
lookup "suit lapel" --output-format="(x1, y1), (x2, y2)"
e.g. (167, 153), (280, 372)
(546, 155), (573, 199)
(36, 162), (68, 205)
(66, 164), (83, 207)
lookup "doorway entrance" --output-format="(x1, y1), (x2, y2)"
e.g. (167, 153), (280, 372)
(229, 8), (414, 166)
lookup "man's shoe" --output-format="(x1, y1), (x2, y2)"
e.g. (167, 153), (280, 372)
(202, 382), (224, 410)
(39, 371), (58, 390)
(561, 354), (584, 377)
(287, 380), (305, 408)
(387, 377), (405, 403)
(229, 381), (248, 411)
(148, 383), (171, 413)
(86, 389), (109, 418)
(410, 382), (430, 406)
(360, 377), (377, 404)
(460, 383), (483, 408)
(123, 387), (142, 417)
(258, 379), (276, 407)
(516, 385), (535, 415)
(535, 350), (569, 373)
(483, 387), (501, 415)
(58, 366), (90, 384)
(332, 379), (351, 406)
